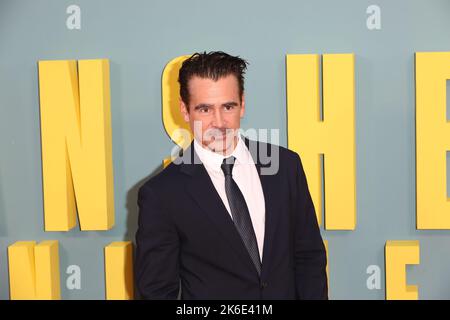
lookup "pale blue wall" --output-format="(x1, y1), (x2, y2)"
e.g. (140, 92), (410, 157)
(1, 0), (450, 299)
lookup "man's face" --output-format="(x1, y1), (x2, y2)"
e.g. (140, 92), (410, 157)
(180, 74), (245, 155)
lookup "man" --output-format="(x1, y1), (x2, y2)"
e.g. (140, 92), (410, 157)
(135, 51), (328, 299)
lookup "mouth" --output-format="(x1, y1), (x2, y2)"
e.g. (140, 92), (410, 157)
(203, 129), (236, 143)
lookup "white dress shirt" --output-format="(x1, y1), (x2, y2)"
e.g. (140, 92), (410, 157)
(193, 134), (266, 261)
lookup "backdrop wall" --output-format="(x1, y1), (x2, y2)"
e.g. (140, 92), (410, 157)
(1, 0), (450, 299)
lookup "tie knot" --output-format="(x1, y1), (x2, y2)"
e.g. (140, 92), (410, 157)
(221, 156), (236, 176)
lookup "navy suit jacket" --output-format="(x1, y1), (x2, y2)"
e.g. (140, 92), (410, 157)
(134, 137), (328, 299)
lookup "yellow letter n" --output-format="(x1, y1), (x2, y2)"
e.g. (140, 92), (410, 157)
(38, 59), (114, 231)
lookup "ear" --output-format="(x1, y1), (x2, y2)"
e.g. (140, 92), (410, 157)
(180, 98), (190, 122)
(240, 93), (245, 118)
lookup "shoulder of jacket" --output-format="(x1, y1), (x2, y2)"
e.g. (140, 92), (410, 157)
(138, 161), (184, 194)
(245, 137), (300, 162)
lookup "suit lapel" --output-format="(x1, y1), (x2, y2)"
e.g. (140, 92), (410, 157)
(178, 138), (282, 278)
(179, 142), (258, 274)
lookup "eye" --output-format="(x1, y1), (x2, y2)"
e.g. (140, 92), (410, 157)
(199, 107), (209, 113)
(224, 105), (234, 111)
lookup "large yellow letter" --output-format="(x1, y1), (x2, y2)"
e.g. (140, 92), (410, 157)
(161, 55), (193, 167)
(416, 52), (450, 229)
(8, 241), (61, 300)
(286, 54), (356, 230)
(38, 59), (114, 231)
(104, 242), (134, 300)
(385, 240), (420, 300)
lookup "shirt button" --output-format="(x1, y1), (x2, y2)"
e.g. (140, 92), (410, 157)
(261, 282), (268, 289)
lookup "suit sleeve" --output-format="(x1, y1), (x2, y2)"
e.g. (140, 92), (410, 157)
(134, 184), (180, 299)
(292, 153), (328, 299)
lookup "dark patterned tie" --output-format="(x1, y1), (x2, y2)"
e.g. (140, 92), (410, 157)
(221, 156), (262, 276)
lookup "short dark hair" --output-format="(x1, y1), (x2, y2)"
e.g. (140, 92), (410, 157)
(178, 51), (248, 105)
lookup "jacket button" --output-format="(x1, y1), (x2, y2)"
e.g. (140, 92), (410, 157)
(261, 282), (268, 289)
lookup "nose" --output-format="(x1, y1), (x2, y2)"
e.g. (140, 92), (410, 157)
(212, 108), (225, 128)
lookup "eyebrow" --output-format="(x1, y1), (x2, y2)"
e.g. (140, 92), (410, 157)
(193, 102), (239, 110)
(222, 102), (239, 107)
